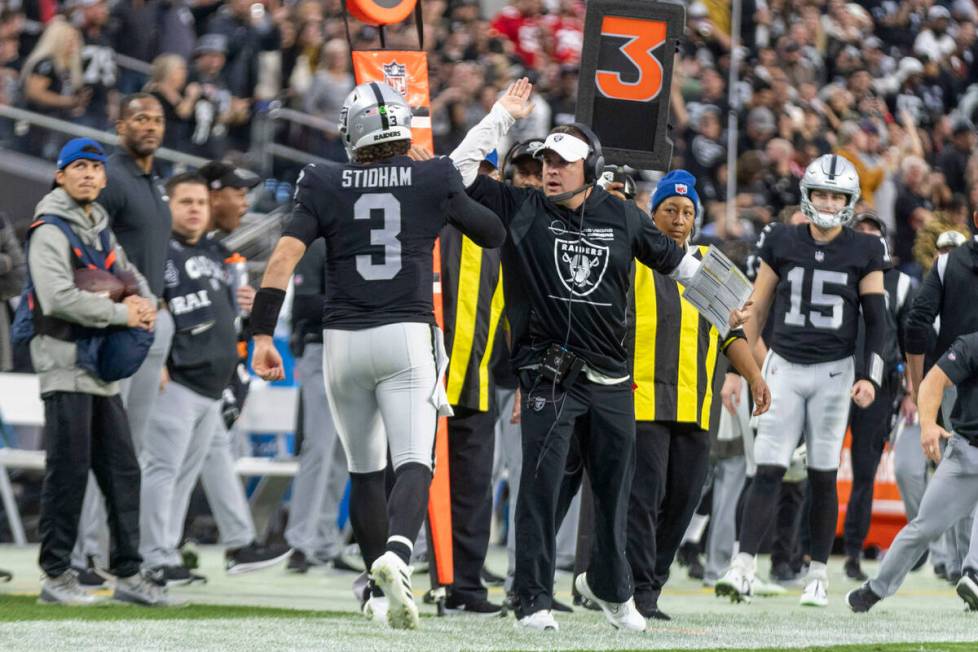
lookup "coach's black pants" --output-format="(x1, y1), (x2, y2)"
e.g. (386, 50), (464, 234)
(447, 406), (495, 601)
(627, 421), (711, 605)
(39, 391), (142, 579)
(514, 376), (635, 615)
(844, 375), (898, 559)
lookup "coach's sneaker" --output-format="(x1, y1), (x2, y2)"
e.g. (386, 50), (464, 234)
(573, 574), (646, 632)
(39, 569), (101, 605)
(715, 555), (755, 603)
(956, 569), (978, 611)
(225, 542), (292, 575)
(371, 551), (419, 630)
(515, 609), (559, 631)
(444, 593), (505, 616)
(150, 565), (206, 587)
(114, 570), (183, 607)
(846, 583), (881, 613)
(800, 575), (829, 607)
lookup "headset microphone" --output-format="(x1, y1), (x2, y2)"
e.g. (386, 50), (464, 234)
(548, 182), (594, 204)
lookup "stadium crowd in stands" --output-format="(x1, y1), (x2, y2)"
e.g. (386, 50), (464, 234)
(0, 0), (974, 276)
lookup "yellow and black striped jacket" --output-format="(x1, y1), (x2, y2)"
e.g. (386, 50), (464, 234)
(441, 226), (507, 412)
(629, 245), (743, 430)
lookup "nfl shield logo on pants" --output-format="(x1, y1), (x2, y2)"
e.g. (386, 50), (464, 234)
(382, 62), (408, 96)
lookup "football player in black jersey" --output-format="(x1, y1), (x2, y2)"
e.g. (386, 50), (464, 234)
(716, 154), (889, 608)
(248, 82), (506, 630)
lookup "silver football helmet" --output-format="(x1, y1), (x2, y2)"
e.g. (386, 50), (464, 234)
(338, 81), (413, 157)
(800, 154), (861, 229)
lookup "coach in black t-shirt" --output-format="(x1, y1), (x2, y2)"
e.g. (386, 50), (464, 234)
(448, 79), (727, 632)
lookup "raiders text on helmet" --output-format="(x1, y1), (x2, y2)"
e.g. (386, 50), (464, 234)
(338, 81), (413, 156)
(800, 154), (861, 229)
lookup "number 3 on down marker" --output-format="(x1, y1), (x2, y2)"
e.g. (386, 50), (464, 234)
(595, 17), (666, 103)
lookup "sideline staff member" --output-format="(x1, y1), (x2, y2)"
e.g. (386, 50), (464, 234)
(627, 170), (771, 621)
(450, 78), (744, 632)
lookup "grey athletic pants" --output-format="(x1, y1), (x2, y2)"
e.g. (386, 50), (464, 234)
(73, 309), (174, 568)
(870, 434), (978, 598)
(893, 422), (947, 566)
(139, 380), (222, 568)
(322, 323), (440, 474)
(285, 344), (349, 559)
(200, 423), (255, 549)
(755, 352), (854, 470)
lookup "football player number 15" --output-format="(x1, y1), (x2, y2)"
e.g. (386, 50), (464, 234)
(595, 17), (666, 103)
(784, 267), (848, 330)
(355, 193), (402, 281)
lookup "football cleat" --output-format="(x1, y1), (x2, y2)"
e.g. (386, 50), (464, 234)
(800, 576), (828, 607)
(371, 552), (419, 630)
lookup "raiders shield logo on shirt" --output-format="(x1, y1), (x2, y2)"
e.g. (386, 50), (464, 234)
(554, 237), (609, 297)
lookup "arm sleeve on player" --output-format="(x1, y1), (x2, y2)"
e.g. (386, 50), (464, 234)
(630, 206), (689, 278)
(904, 261), (943, 355)
(860, 292), (888, 388)
(449, 102), (516, 187)
(936, 334), (978, 385)
(280, 166), (325, 245)
(442, 185), (507, 248)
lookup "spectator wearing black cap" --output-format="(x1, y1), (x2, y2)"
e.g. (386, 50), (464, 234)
(187, 34), (249, 159)
(938, 120), (976, 196)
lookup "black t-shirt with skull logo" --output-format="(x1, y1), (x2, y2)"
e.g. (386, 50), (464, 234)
(467, 176), (685, 378)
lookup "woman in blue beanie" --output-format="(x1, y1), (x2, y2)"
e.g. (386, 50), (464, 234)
(624, 169), (771, 620)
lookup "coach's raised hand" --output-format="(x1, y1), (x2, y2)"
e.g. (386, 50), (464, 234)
(499, 77), (535, 120)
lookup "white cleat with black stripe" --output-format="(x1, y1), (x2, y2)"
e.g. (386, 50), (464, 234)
(371, 551), (419, 630)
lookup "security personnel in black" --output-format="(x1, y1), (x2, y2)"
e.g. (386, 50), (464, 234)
(448, 79), (724, 631)
(438, 155), (508, 615)
(843, 212), (917, 581)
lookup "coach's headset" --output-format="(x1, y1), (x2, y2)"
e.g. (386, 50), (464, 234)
(536, 122), (605, 203)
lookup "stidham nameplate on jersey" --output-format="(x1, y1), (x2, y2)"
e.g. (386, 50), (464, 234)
(682, 246), (753, 339)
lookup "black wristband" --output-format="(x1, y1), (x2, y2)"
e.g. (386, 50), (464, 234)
(251, 288), (286, 336)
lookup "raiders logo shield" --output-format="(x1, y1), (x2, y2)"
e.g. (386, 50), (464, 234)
(382, 62), (408, 96)
(554, 238), (609, 297)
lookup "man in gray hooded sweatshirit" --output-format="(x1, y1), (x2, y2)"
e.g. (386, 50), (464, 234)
(26, 138), (174, 607)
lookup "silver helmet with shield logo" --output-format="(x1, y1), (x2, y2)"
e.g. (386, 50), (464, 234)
(338, 81), (413, 158)
(799, 154), (861, 229)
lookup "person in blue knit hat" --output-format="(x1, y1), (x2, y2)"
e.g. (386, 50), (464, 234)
(623, 167), (771, 620)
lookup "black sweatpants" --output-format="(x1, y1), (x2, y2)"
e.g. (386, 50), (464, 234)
(447, 406), (496, 601)
(844, 375), (897, 559)
(627, 421), (711, 604)
(514, 376), (635, 616)
(39, 391), (141, 578)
